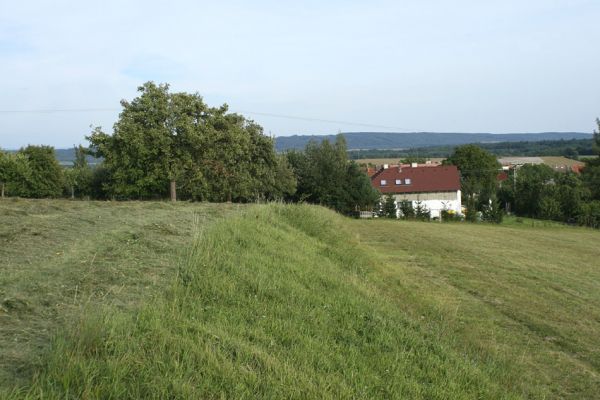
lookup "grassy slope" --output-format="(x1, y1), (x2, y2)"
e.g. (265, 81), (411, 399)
(2, 201), (600, 398)
(0, 199), (236, 387)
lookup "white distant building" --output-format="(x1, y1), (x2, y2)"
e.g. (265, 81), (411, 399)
(371, 164), (462, 218)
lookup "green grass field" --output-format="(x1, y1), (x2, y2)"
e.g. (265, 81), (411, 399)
(1, 200), (600, 398)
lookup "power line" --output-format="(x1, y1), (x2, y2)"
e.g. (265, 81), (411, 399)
(237, 110), (413, 131)
(0, 108), (119, 114)
(0, 107), (415, 131)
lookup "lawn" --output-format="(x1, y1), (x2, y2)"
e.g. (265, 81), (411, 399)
(0, 199), (237, 388)
(2, 200), (600, 398)
(353, 217), (600, 398)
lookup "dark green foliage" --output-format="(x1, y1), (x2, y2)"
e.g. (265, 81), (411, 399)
(382, 194), (397, 218)
(445, 145), (500, 210)
(347, 138), (594, 160)
(511, 165), (591, 226)
(577, 201), (600, 228)
(582, 161), (600, 201)
(277, 132), (591, 152)
(1, 146), (64, 198)
(88, 82), (293, 201)
(514, 164), (556, 217)
(554, 173), (588, 220)
(286, 135), (379, 214)
(593, 118), (600, 155)
(581, 119), (600, 200)
(414, 201), (431, 221)
(398, 200), (415, 219)
(464, 197), (479, 222)
(441, 208), (461, 222)
(482, 199), (504, 224)
(88, 165), (111, 200)
(63, 145), (93, 199)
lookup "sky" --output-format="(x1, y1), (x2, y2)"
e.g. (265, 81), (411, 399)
(0, 0), (599, 149)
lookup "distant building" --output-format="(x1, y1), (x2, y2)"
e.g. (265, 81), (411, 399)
(370, 164), (462, 218)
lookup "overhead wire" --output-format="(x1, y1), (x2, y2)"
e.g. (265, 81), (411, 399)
(0, 107), (415, 132)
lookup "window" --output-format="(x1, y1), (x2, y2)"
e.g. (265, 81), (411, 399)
(395, 179), (402, 185)
(405, 178), (412, 185)
(380, 179), (387, 186)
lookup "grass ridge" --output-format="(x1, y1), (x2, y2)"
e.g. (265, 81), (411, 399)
(6, 204), (524, 399)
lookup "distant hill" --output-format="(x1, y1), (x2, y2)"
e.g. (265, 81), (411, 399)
(275, 132), (592, 151)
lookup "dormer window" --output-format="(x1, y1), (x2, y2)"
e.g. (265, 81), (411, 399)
(380, 179), (387, 186)
(395, 179), (402, 185)
(405, 178), (412, 185)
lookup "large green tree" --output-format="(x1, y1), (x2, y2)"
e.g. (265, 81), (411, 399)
(287, 135), (379, 214)
(444, 145), (501, 211)
(513, 164), (556, 217)
(88, 82), (293, 201)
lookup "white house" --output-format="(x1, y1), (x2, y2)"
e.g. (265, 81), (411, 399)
(371, 164), (462, 218)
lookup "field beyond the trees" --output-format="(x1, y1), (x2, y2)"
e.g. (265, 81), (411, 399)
(1, 200), (600, 398)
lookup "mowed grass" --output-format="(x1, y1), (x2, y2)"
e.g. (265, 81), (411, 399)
(2, 201), (600, 398)
(352, 217), (600, 398)
(0, 199), (237, 388)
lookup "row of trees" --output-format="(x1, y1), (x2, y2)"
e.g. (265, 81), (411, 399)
(1, 82), (380, 215)
(497, 122), (600, 227)
(442, 119), (600, 227)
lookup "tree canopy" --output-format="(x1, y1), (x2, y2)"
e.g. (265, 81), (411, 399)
(87, 82), (295, 201)
(444, 145), (500, 209)
(286, 135), (380, 214)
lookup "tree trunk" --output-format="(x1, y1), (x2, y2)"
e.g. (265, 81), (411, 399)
(170, 180), (177, 202)
(1, 182), (4, 198)
(71, 185), (75, 200)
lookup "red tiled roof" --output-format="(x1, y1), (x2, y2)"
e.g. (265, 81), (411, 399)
(571, 165), (584, 174)
(371, 165), (461, 194)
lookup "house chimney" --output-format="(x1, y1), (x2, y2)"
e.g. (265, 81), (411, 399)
(411, 162), (418, 168)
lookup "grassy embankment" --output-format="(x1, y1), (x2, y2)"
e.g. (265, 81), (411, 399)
(2, 200), (600, 398)
(0, 200), (236, 388)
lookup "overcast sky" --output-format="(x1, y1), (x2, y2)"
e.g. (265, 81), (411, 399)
(1, 0), (599, 148)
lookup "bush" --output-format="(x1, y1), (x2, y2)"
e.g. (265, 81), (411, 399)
(414, 201), (431, 221)
(482, 199), (504, 224)
(398, 200), (415, 219)
(382, 194), (397, 218)
(577, 201), (600, 228)
(441, 209), (462, 222)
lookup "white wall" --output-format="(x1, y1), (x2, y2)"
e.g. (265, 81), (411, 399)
(393, 190), (462, 219)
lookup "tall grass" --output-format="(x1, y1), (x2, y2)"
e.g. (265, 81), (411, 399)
(8, 204), (522, 399)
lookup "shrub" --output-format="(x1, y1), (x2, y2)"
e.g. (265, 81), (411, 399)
(414, 201), (431, 221)
(398, 200), (415, 219)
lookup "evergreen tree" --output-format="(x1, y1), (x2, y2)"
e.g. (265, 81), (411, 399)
(414, 201), (431, 221)
(382, 194), (397, 218)
(398, 200), (415, 219)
